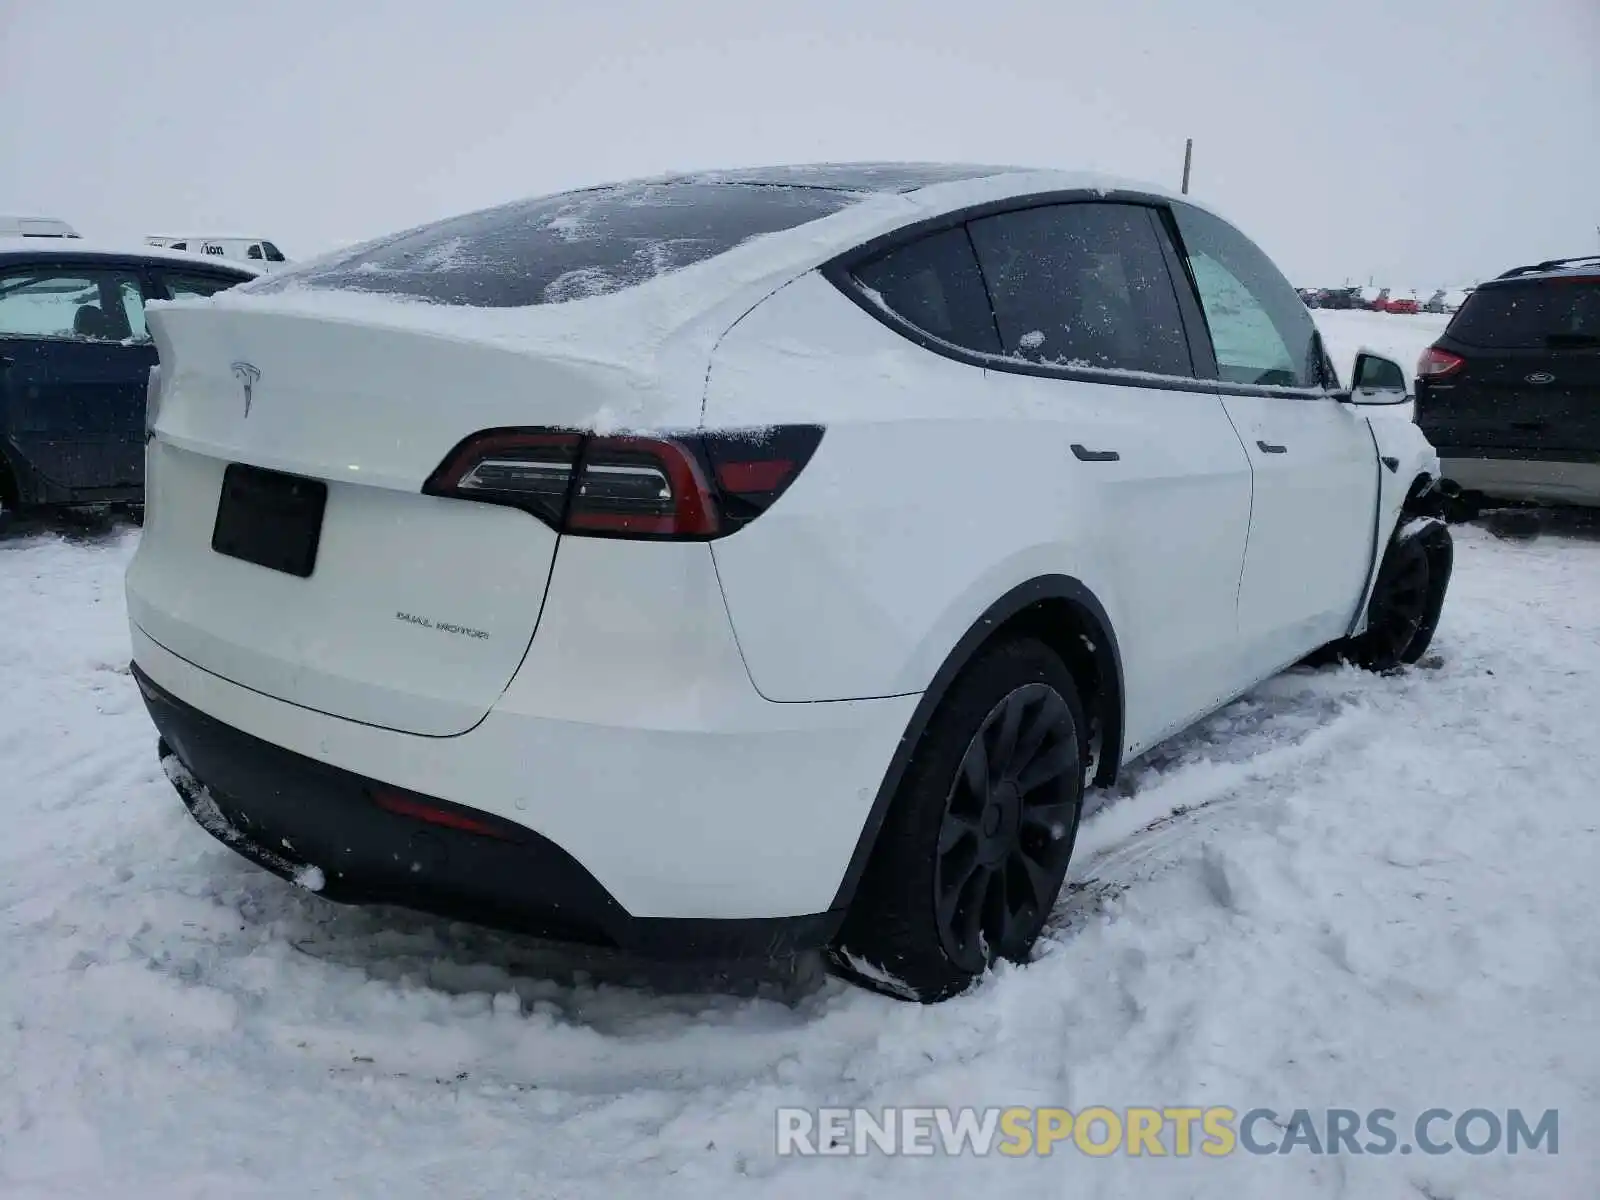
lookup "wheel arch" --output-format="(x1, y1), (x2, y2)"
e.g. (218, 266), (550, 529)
(1408, 471), (1450, 519)
(828, 574), (1124, 915)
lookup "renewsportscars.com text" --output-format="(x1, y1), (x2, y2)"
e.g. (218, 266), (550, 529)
(776, 1106), (1559, 1158)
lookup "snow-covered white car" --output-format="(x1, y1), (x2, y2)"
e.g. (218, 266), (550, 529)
(125, 163), (1454, 1002)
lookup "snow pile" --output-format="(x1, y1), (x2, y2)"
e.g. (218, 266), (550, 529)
(2, 514), (1598, 1197)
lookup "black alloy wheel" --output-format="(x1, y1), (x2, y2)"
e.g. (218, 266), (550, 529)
(1344, 518), (1453, 672)
(1361, 536), (1431, 666)
(831, 638), (1087, 1002)
(934, 683), (1080, 973)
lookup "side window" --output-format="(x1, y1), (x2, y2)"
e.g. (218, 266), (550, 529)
(851, 226), (1001, 354)
(160, 271), (243, 299)
(1171, 204), (1321, 389)
(247, 244), (264, 260)
(966, 203), (1193, 376)
(261, 241), (286, 262)
(0, 268), (146, 342)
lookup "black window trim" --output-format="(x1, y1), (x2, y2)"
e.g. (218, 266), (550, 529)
(824, 188), (1347, 401)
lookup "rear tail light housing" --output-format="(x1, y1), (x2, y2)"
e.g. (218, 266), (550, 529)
(423, 425), (823, 540)
(1417, 347), (1465, 378)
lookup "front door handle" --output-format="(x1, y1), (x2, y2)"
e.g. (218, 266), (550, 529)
(1071, 443), (1120, 462)
(1256, 440), (1288, 454)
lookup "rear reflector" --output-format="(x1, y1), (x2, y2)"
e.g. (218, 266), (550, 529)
(369, 787), (518, 841)
(424, 425), (823, 540)
(1417, 347), (1465, 378)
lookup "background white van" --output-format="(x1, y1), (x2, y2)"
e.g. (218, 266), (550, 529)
(0, 215), (81, 238)
(143, 235), (288, 270)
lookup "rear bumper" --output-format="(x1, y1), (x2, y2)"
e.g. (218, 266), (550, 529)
(129, 606), (919, 937)
(1436, 452), (1600, 507)
(136, 662), (848, 959)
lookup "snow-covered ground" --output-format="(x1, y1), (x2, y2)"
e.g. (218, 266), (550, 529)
(1315, 308), (1449, 387)
(4, 311), (1598, 1198)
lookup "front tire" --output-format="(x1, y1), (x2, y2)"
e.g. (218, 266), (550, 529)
(831, 638), (1086, 1002)
(1343, 517), (1453, 671)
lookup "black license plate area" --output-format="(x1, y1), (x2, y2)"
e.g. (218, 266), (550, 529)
(211, 464), (328, 578)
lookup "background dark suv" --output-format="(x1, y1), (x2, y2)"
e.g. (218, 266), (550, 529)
(0, 242), (254, 528)
(1415, 255), (1600, 510)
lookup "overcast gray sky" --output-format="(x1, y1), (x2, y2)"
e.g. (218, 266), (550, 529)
(3, 0), (1595, 287)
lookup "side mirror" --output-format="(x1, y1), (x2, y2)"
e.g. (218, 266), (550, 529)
(1349, 351), (1410, 405)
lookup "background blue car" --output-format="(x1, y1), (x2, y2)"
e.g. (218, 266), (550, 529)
(0, 241), (255, 528)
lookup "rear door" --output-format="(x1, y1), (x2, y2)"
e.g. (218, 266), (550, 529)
(962, 200), (1256, 752)
(1422, 279), (1600, 455)
(0, 261), (157, 494)
(1169, 202), (1378, 675)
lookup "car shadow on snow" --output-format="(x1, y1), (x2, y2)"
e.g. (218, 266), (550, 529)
(1471, 504), (1600, 544)
(0, 507), (141, 547)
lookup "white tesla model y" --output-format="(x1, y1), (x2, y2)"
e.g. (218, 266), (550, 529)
(127, 164), (1452, 1001)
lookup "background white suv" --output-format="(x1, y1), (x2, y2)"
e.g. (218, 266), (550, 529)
(126, 163), (1453, 1001)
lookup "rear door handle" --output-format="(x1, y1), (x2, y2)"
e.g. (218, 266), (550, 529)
(1071, 444), (1120, 462)
(1256, 440), (1288, 454)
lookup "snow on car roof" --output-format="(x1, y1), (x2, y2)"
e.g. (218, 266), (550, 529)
(178, 163), (1180, 381)
(0, 237), (265, 273)
(660, 162), (1028, 192)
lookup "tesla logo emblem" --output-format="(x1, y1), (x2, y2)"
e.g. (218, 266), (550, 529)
(1525, 371), (1555, 385)
(231, 361), (261, 416)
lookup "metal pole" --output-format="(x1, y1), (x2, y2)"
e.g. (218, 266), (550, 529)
(1181, 139), (1193, 195)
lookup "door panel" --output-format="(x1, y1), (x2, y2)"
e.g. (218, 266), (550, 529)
(1222, 396), (1377, 670)
(986, 372), (1255, 753)
(963, 201), (1252, 752)
(1168, 201), (1378, 674)
(1, 340), (154, 492)
(0, 265), (156, 495)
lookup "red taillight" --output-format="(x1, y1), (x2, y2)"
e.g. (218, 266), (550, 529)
(423, 429), (581, 527)
(1417, 347), (1465, 378)
(566, 436), (718, 537)
(423, 425), (822, 540)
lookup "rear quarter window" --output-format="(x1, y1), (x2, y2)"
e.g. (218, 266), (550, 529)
(244, 183), (860, 308)
(851, 226), (1001, 354)
(1448, 281), (1600, 349)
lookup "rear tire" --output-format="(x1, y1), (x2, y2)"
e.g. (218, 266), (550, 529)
(830, 638), (1086, 1002)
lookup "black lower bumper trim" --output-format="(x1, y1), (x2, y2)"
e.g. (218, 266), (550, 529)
(132, 663), (841, 961)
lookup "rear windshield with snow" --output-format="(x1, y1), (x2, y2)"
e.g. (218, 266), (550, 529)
(1448, 280), (1600, 349)
(243, 183), (860, 308)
